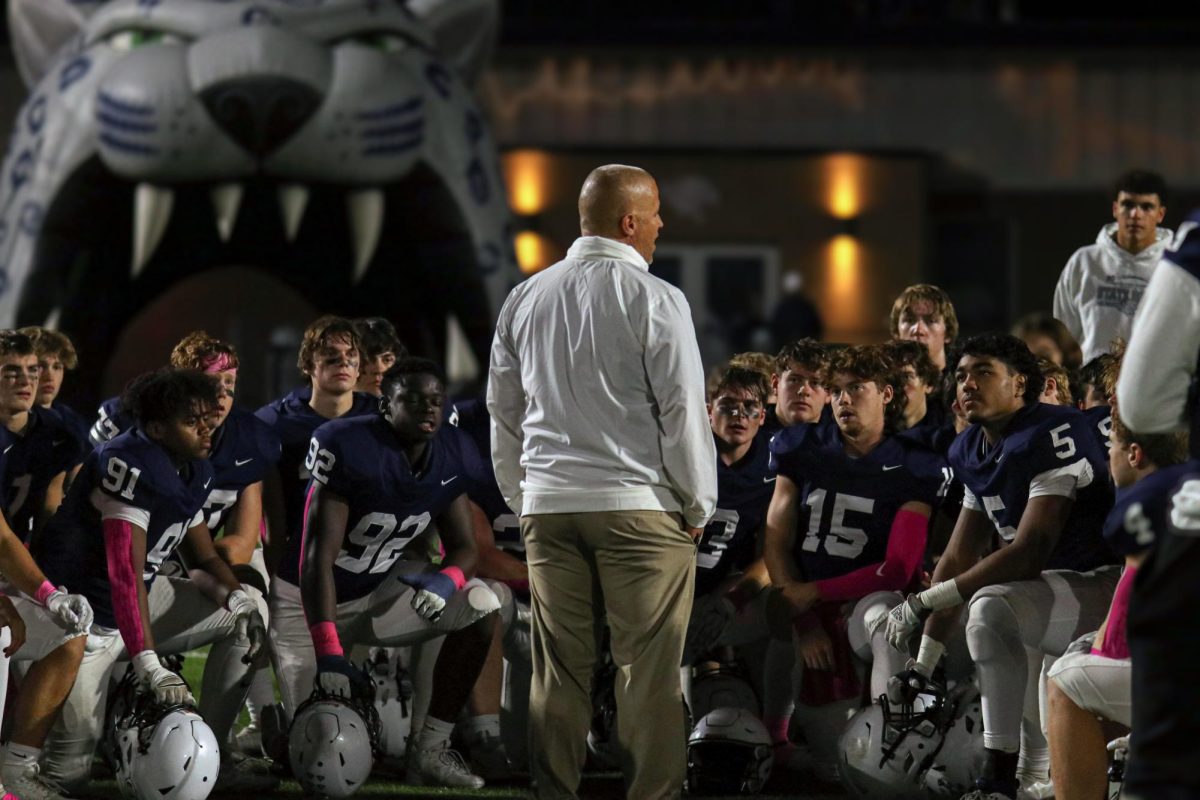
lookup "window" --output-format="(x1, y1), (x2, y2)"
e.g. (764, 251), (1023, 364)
(651, 245), (780, 369)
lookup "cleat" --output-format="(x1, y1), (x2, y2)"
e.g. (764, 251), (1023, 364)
(469, 733), (518, 781)
(2, 763), (69, 800)
(260, 703), (289, 764)
(772, 740), (813, 773)
(233, 721), (262, 756)
(406, 743), (485, 789)
(1018, 780), (1055, 800)
(213, 752), (280, 794)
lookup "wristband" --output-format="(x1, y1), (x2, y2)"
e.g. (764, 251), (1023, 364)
(440, 566), (467, 591)
(917, 579), (963, 612)
(309, 621), (344, 658)
(914, 635), (945, 677)
(35, 580), (56, 606)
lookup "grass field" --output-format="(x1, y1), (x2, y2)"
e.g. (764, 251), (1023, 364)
(76, 772), (852, 799)
(136, 650), (849, 799)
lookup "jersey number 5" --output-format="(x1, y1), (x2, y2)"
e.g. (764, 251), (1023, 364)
(1049, 423), (1076, 460)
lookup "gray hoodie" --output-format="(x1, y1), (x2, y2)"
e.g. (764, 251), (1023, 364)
(1053, 222), (1172, 363)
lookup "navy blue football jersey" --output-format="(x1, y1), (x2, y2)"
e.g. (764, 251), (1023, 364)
(950, 403), (1116, 572)
(1127, 459), (1200, 791)
(898, 414), (958, 457)
(448, 399), (521, 556)
(761, 405), (784, 437)
(769, 420), (949, 582)
(51, 401), (93, 450)
(36, 429), (213, 629)
(1103, 462), (1195, 557)
(255, 387), (378, 542)
(90, 395), (131, 447)
(89, 399), (282, 535)
(697, 430), (775, 596)
(1082, 404), (1113, 453)
(762, 402), (833, 437)
(4, 406), (87, 542)
(198, 407), (282, 533)
(0, 426), (14, 498)
(278, 416), (487, 600)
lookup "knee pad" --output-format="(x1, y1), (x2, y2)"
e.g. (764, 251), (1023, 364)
(487, 580), (516, 633)
(847, 591), (901, 661)
(965, 589), (1020, 663)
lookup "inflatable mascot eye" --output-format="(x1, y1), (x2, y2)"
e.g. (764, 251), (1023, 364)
(340, 31), (409, 54)
(107, 28), (187, 52)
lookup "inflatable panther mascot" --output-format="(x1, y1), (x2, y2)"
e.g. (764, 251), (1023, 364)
(1, 0), (514, 400)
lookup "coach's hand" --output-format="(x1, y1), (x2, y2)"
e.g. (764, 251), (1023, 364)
(316, 654), (370, 698)
(44, 588), (93, 634)
(399, 570), (457, 622)
(226, 589), (268, 667)
(133, 650), (195, 707)
(885, 594), (931, 652)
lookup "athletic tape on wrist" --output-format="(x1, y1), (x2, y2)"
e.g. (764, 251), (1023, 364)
(915, 635), (945, 676)
(917, 579), (963, 612)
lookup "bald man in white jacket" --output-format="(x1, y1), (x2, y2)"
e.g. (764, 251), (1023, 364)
(488, 164), (716, 800)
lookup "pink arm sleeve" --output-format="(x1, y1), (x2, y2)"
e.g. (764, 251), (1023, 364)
(1093, 565), (1136, 660)
(814, 509), (928, 602)
(103, 518), (146, 655)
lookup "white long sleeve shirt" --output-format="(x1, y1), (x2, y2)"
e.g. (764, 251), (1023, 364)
(1053, 223), (1171, 363)
(1118, 221), (1200, 434)
(487, 236), (717, 528)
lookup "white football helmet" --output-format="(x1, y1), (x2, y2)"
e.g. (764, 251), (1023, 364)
(689, 664), (761, 722)
(686, 707), (774, 795)
(367, 651), (413, 759)
(840, 676), (984, 800)
(923, 681), (986, 798)
(289, 694), (379, 798)
(110, 674), (220, 800)
(839, 690), (947, 799)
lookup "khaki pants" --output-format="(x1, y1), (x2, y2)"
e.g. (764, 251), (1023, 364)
(523, 510), (696, 800)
